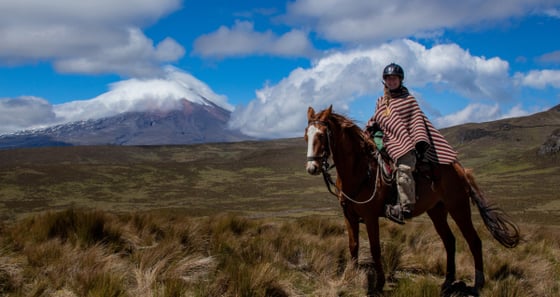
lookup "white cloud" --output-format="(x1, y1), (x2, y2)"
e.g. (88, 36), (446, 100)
(433, 103), (533, 128)
(434, 103), (501, 127)
(502, 104), (533, 119)
(0, 0), (184, 76)
(537, 50), (560, 64)
(54, 67), (232, 123)
(55, 28), (185, 77)
(193, 20), (317, 58)
(284, 0), (558, 44)
(543, 8), (560, 18)
(229, 39), (515, 138)
(514, 69), (560, 88)
(0, 96), (58, 134)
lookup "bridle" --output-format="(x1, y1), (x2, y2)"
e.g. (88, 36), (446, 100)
(306, 120), (379, 204)
(307, 120), (337, 196)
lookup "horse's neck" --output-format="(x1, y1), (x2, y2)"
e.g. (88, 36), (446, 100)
(331, 133), (370, 184)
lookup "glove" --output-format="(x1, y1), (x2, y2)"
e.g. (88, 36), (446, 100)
(373, 131), (384, 151)
(415, 141), (430, 160)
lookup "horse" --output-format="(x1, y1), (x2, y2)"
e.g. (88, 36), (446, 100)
(304, 105), (520, 296)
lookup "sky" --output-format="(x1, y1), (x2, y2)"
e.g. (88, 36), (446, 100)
(1, 0), (560, 138)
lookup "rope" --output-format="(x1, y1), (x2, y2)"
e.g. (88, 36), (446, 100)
(321, 159), (380, 205)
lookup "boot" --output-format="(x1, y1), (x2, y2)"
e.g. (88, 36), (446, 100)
(385, 204), (414, 225)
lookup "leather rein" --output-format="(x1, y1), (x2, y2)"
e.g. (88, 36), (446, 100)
(307, 120), (380, 204)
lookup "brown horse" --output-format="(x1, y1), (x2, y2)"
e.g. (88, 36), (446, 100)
(305, 105), (520, 296)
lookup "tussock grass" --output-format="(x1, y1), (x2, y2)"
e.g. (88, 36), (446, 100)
(0, 208), (559, 296)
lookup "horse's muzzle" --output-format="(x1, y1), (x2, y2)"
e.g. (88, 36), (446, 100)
(306, 161), (321, 175)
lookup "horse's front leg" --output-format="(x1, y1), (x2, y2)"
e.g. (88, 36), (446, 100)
(343, 210), (360, 264)
(365, 218), (385, 292)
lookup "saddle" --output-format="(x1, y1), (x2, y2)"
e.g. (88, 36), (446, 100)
(373, 150), (439, 206)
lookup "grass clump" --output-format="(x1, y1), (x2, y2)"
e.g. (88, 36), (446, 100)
(0, 208), (559, 296)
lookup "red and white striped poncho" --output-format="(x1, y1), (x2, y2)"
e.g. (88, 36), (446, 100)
(366, 94), (457, 164)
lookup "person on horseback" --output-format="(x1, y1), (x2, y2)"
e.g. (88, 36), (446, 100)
(365, 63), (458, 224)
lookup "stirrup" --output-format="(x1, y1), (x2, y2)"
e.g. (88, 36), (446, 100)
(385, 205), (405, 225)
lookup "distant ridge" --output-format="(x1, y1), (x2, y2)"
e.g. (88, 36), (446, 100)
(2, 103), (559, 150)
(442, 104), (560, 159)
(0, 98), (254, 149)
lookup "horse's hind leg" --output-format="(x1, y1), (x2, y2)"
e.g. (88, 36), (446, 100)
(447, 199), (484, 293)
(427, 202), (456, 291)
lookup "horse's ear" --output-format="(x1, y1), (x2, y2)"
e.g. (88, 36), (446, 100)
(321, 104), (332, 120)
(307, 106), (315, 120)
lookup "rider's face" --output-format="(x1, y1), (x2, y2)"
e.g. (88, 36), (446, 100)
(384, 75), (401, 90)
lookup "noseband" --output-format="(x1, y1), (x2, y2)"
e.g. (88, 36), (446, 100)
(307, 120), (337, 195)
(306, 120), (331, 162)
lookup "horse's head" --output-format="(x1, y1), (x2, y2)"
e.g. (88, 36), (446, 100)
(304, 105), (333, 175)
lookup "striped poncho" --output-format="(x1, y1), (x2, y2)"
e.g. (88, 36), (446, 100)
(365, 92), (457, 164)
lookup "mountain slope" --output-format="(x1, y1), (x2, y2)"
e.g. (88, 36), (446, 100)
(0, 105), (558, 224)
(0, 98), (253, 148)
(442, 104), (560, 163)
(439, 104), (560, 224)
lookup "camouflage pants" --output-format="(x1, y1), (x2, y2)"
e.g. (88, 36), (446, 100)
(396, 150), (417, 206)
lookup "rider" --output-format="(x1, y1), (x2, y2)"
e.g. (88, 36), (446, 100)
(364, 63), (458, 224)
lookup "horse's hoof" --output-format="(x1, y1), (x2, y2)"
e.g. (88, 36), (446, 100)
(466, 286), (480, 297)
(441, 281), (481, 297)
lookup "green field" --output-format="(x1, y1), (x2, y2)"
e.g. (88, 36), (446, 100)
(0, 133), (558, 225)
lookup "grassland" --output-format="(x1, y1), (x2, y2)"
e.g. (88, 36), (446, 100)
(0, 139), (335, 221)
(0, 107), (559, 296)
(0, 132), (558, 225)
(0, 208), (558, 296)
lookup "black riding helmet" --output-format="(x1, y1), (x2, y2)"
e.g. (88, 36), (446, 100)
(382, 63), (404, 80)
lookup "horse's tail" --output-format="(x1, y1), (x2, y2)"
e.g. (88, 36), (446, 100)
(454, 162), (521, 248)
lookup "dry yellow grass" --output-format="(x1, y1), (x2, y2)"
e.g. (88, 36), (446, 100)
(0, 208), (558, 297)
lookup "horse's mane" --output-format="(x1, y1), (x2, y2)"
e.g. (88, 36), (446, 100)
(327, 112), (376, 154)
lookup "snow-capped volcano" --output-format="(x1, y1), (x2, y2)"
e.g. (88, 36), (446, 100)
(0, 98), (252, 148)
(0, 67), (253, 148)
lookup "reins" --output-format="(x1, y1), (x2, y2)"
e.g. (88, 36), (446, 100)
(319, 157), (339, 197)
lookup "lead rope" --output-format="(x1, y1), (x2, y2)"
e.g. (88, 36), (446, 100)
(318, 122), (379, 204)
(321, 159), (380, 205)
(339, 164), (379, 204)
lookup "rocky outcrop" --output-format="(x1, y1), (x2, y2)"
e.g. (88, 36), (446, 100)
(538, 129), (560, 156)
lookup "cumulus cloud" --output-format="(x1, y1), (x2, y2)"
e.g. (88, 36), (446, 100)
(434, 103), (501, 127)
(229, 39), (515, 138)
(0, 0), (184, 76)
(284, 0), (558, 44)
(515, 69), (560, 88)
(433, 103), (533, 128)
(54, 67), (232, 123)
(537, 50), (560, 64)
(0, 97), (58, 134)
(55, 29), (185, 77)
(193, 20), (317, 58)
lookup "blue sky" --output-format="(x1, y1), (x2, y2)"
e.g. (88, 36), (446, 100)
(1, 0), (560, 138)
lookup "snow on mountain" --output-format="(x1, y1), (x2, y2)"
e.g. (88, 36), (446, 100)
(54, 66), (233, 124)
(0, 98), (252, 148)
(0, 67), (254, 148)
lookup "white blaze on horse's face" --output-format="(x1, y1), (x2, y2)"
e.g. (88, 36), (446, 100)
(306, 124), (322, 175)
